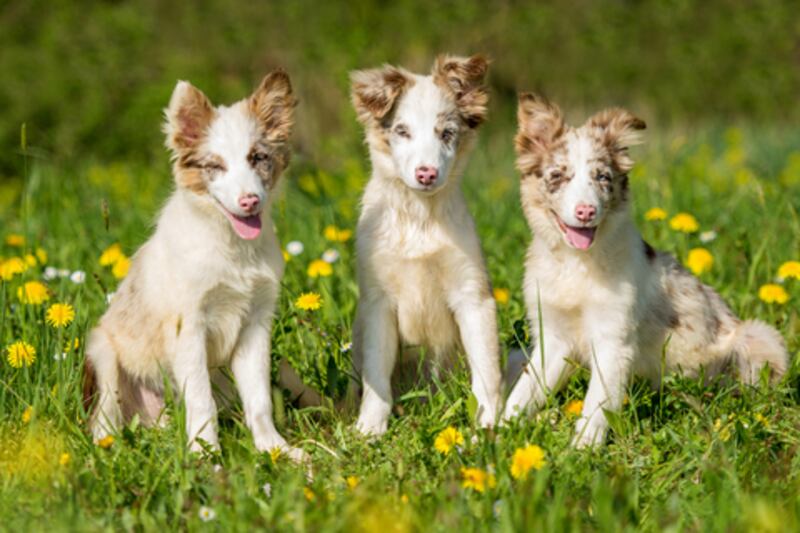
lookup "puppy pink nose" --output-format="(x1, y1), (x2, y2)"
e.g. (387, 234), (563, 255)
(415, 165), (439, 186)
(574, 204), (597, 223)
(238, 194), (260, 214)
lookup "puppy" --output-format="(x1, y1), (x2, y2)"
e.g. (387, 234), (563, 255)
(504, 94), (788, 447)
(85, 71), (308, 459)
(350, 55), (502, 436)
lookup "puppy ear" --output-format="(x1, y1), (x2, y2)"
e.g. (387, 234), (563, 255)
(515, 93), (564, 176)
(350, 66), (411, 123)
(587, 108), (646, 172)
(432, 54), (490, 128)
(164, 81), (215, 153)
(249, 69), (297, 143)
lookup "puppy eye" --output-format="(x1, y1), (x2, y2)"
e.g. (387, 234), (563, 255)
(549, 170), (564, 181)
(440, 127), (457, 143)
(393, 124), (411, 139)
(201, 161), (225, 171)
(596, 172), (612, 183)
(250, 152), (270, 165)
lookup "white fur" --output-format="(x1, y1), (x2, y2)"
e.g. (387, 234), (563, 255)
(352, 73), (502, 436)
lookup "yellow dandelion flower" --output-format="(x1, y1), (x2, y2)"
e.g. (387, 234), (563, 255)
(493, 288), (510, 305)
(669, 212), (699, 233)
(6, 341), (36, 368)
(644, 207), (667, 221)
(564, 399), (584, 418)
(46, 303), (76, 328)
(461, 467), (496, 493)
(304, 486), (316, 501)
(778, 261), (800, 281)
(0, 257), (28, 280)
(269, 447), (282, 465)
(97, 435), (115, 449)
(510, 444), (546, 480)
(5, 234), (25, 247)
(295, 292), (322, 311)
(754, 413), (769, 428)
(686, 248), (714, 276)
(324, 225), (353, 243)
(17, 281), (50, 305)
(346, 475), (359, 490)
(22, 406), (33, 424)
(36, 248), (47, 264)
(282, 250), (290, 262)
(65, 337), (80, 352)
(759, 284), (788, 305)
(24, 254), (37, 267)
(307, 259), (333, 278)
(401, 494), (409, 504)
(434, 426), (464, 455)
(112, 256), (131, 279)
(59, 453), (71, 466)
(99, 243), (123, 266)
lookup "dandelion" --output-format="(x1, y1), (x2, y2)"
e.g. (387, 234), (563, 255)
(669, 212), (699, 233)
(286, 240), (305, 256)
(6, 341), (36, 368)
(112, 256), (131, 279)
(22, 406), (33, 423)
(0, 257), (27, 280)
(99, 243), (124, 266)
(262, 482), (272, 498)
(35, 248), (47, 264)
(307, 259), (333, 278)
(754, 413), (769, 428)
(758, 284), (788, 305)
(324, 225), (353, 243)
(5, 234), (25, 247)
(97, 435), (115, 449)
(493, 288), (510, 305)
(59, 453), (71, 466)
(295, 292), (322, 311)
(269, 447), (282, 465)
(198, 506), (216, 522)
(25, 254), (37, 267)
(685, 248), (714, 276)
(322, 249), (340, 264)
(434, 426), (464, 455)
(304, 487), (316, 501)
(401, 494), (409, 504)
(778, 261), (800, 281)
(699, 230), (718, 243)
(46, 303), (75, 328)
(18, 281), (50, 305)
(510, 445), (546, 480)
(461, 467), (496, 493)
(564, 399), (583, 418)
(644, 207), (667, 221)
(346, 475), (359, 490)
(70, 270), (86, 284)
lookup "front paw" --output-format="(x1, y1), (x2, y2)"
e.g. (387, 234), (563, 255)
(572, 416), (606, 448)
(476, 402), (498, 429)
(355, 414), (388, 437)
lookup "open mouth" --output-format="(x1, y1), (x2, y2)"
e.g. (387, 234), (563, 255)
(552, 211), (597, 250)
(215, 201), (262, 240)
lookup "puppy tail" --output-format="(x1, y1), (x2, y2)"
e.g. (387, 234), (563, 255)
(729, 319), (789, 384)
(277, 359), (327, 408)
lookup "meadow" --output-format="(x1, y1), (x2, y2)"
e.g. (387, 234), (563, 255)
(2, 0), (800, 530)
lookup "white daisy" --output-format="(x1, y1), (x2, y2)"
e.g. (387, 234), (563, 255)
(322, 249), (340, 263)
(198, 506), (216, 522)
(262, 482), (272, 498)
(70, 270), (86, 284)
(43, 266), (59, 280)
(699, 230), (717, 243)
(286, 241), (304, 256)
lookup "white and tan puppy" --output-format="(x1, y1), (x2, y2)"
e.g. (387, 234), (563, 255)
(504, 94), (788, 447)
(85, 71), (308, 459)
(350, 55), (502, 436)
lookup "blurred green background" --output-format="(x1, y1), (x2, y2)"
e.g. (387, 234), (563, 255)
(2, 0), (799, 178)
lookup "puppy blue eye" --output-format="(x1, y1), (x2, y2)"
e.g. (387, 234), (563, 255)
(394, 124), (411, 138)
(441, 128), (456, 142)
(597, 172), (611, 182)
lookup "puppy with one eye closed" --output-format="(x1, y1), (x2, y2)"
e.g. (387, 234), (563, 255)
(85, 71), (319, 460)
(349, 55), (503, 436)
(504, 94), (788, 447)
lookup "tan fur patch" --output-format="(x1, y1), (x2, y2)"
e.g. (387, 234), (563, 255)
(248, 70), (297, 185)
(350, 66), (414, 124)
(432, 54), (490, 129)
(586, 108), (646, 173)
(515, 93), (566, 178)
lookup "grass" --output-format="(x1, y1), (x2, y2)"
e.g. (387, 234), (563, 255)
(1, 125), (799, 531)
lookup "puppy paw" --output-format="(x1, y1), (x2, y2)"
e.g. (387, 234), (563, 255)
(355, 415), (388, 438)
(572, 416), (606, 448)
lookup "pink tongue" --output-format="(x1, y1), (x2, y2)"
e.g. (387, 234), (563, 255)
(564, 225), (596, 250)
(227, 212), (262, 240)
